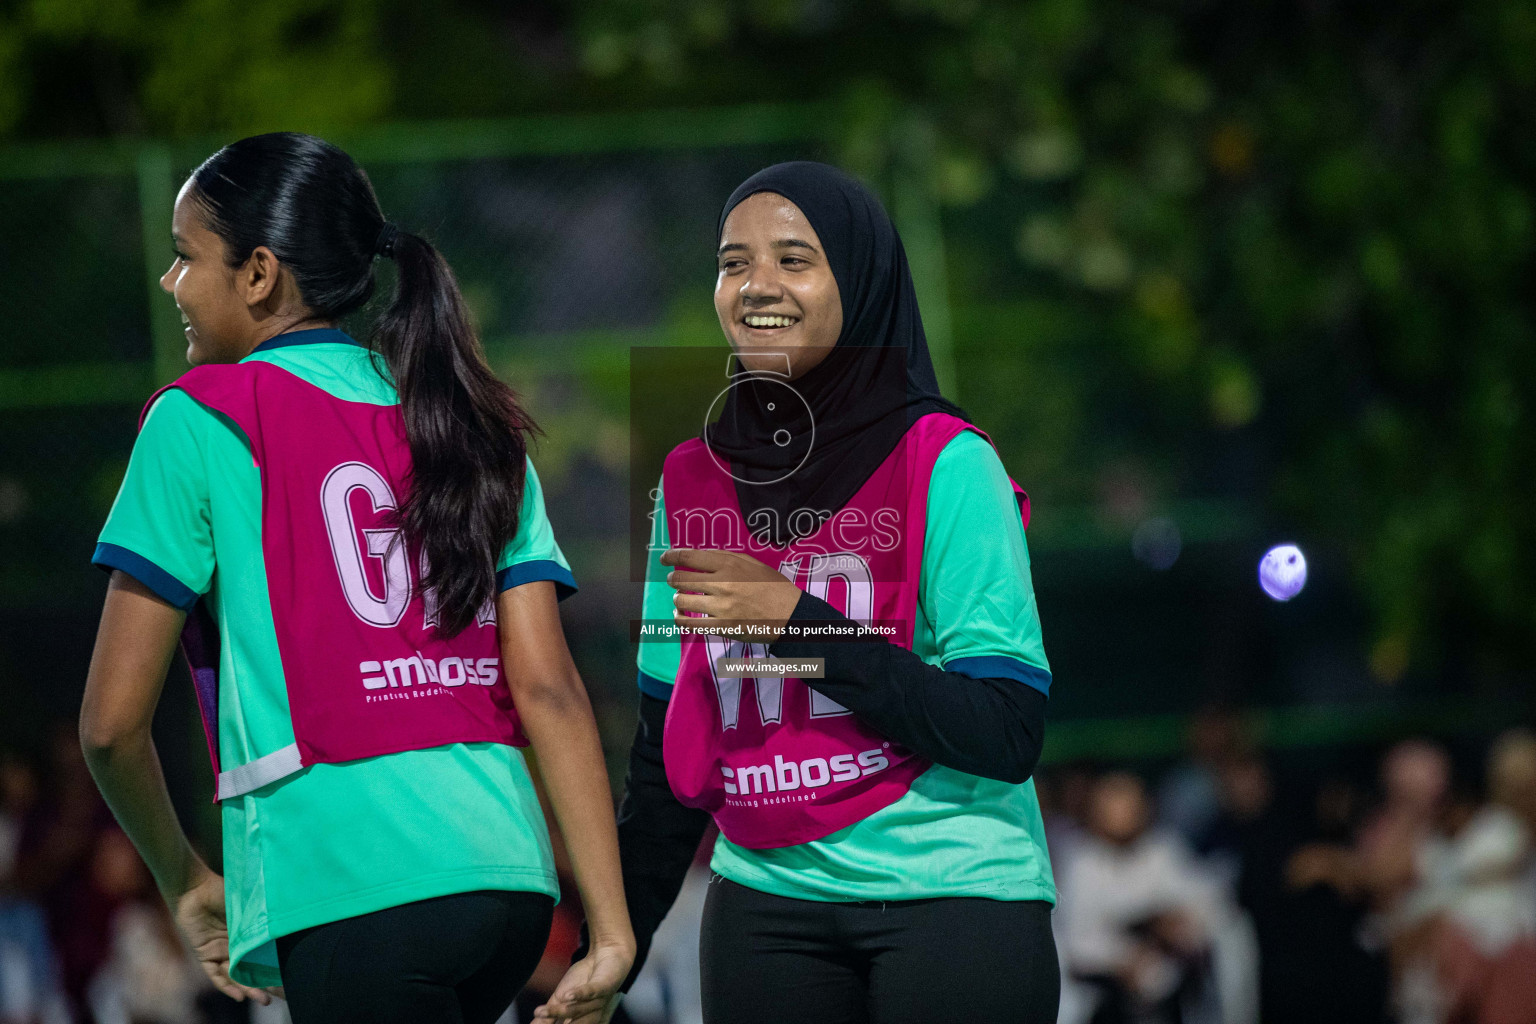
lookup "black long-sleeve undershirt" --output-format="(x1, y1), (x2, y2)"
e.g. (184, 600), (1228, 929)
(768, 589), (1048, 785)
(588, 592), (1049, 984)
(577, 691), (711, 992)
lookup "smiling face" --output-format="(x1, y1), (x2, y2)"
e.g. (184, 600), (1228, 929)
(715, 192), (842, 380)
(159, 181), (257, 364)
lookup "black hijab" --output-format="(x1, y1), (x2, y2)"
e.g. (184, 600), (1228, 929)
(705, 161), (967, 547)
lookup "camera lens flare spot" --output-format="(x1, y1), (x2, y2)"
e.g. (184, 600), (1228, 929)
(1259, 544), (1307, 601)
(704, 371), (815, 484)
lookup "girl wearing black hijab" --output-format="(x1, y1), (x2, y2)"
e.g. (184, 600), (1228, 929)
(540, 162), (1058, 1024)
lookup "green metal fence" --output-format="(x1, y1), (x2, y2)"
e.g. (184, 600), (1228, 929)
(0, 103), (955, 407)
(0, 103), (1500, 763)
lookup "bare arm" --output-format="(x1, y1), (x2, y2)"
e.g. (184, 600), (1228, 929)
(498, 581), (634, 1024)
(79, 571), (271, 1004)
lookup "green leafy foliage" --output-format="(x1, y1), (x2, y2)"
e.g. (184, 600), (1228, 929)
(3, 0), (1530, 678)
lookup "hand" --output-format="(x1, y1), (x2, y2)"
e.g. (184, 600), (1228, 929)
(168, 864), (274, 1005)
(1119, 943), (1172, 1002)
(662, 548), (803, 642)
(1149, 910), (1204, 956)
(1119, 942), (1161, 991)
(531, 942), (633, 1024)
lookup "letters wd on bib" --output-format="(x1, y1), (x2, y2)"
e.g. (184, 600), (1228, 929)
(660, 411), (1029, 849)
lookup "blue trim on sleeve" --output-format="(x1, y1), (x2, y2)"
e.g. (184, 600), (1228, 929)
(91, 543), (200, 611)
(945, 655), (1051, 696)
(637, 670), (675, 701)
(496, 559), (578, 602)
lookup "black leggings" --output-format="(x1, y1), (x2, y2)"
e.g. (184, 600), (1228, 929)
(698, 876), (1059, 1024)
(276, 889), (554, 1024)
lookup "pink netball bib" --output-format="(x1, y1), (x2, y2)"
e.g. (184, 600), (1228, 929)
(143, 361), (527, 801)
(660, 412), (1029, 849)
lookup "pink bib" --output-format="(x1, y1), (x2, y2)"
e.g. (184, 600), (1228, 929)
(144, 361), (526, 801)
(660, 412), (1029, 848)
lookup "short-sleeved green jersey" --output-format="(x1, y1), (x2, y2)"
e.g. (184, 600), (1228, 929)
(94, 330), (572, 987)
(638, 429), (1056, 904)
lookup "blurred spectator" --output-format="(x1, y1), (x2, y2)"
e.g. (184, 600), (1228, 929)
(1040, 763), (1096, 869)
(85, 829), (209, 1024)
(1360, 740), (1452, 916)
(1157, 708), (1247, 849)
(1265, 775), (1390, 1024)
(1056, 772), (1246, 1024)
(1489, 730), (1536, 836)
(0, 752), (40, 883)
(1279, 740), (1463, 1024)
(622, 832), (714, 1024)
(1039, 765), (1096, 1024)
(1192, 754), (1277, 893)
(0, 898), (70, 1023)
(621, 864), (707, 1024)
(1405, 730), (1536, 1024)
(1, 746), (70, 1024)
(13, 724), (119, 1018)
(1357, 739), (1455, 1024)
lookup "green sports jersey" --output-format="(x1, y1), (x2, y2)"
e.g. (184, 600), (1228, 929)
(94, 330), (572, 987)
(638, 429), (1057, 904)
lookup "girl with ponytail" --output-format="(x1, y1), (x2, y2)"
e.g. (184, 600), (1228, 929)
(79, 133), (631, 1024)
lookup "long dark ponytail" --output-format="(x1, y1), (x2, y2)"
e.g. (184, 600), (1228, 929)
(191, 132), (536, 636)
